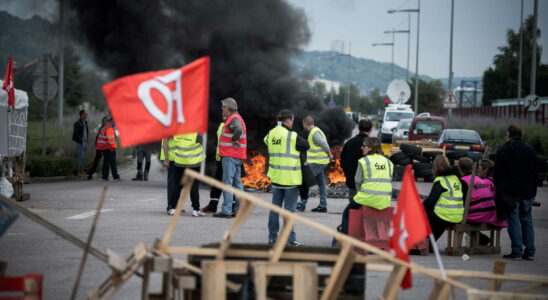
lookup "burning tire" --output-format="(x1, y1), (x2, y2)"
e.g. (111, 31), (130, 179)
(400, 144), (422, 155)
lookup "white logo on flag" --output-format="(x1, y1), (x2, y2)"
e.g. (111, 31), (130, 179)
(138, 70), (184, 127)
(398, 212), (409, 253)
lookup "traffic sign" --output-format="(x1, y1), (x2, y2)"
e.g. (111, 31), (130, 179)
(443, 90), (458, 108)
(523, 94), (540, 112)
(32, 76), (58, 101)
(33, 56), (57, 77)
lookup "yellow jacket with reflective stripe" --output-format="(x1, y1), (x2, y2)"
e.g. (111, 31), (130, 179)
(160, 138), (176, 161)
(433, 175), (464, 223)
(173, 133), (205, 166)
(215, 122), (224, 162)
(353, 154), (393, 210)
(307, 127), (330, 165)
(264, 125), (302, 186)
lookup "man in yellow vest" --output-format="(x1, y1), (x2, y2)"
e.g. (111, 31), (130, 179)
(162, 133), (205, 216)
(296, 116), (333, 213)
(265, 109), (309, 246)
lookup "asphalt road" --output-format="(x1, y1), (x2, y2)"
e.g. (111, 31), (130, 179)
(1, 146), (547, 299)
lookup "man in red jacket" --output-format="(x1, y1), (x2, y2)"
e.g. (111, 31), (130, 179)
(96, 118), (120, 181)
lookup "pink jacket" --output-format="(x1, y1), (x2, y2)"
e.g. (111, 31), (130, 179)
(461, 175), (507, 227)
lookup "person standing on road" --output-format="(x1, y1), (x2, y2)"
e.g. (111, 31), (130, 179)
(87, 116), (108, 180)
(132, 145), (152, 181)
(161, 137), (176, 214)
(339, 137), (392, 234)
(165, 133), (205, 217)
(265, 109), (309, 246)
(340, 119), (372, 200)
(297, 125), (311, 212)
(72, 110), (89, 177)
(296, 116), (333, 212)
(214, 98), (247, 218)
(494, 124), (537, 261)
(97, 118), (120, 181)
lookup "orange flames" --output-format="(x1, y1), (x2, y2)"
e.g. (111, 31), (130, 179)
(326, 146), (346, 187)
(242, 150), (271, 189)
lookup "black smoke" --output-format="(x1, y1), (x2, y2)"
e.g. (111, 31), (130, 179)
(66, 0), (354, 155)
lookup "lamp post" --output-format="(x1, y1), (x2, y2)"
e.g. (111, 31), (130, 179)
(384, 28), (411, 81)
(372, 42), (395, 81)
(388, 1), (420, 114)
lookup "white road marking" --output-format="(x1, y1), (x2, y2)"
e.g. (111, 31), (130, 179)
(67, 209), (113, 220)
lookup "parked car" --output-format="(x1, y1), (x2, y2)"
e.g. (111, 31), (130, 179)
(408, 116), (446, 141)
(391, 118), (412, 143)
(437, 129), (486, 161)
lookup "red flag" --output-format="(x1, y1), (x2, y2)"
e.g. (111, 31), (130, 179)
(2, 56), (15, 109)
(389, 165), (432, 289)
(102, 57), (210, 147)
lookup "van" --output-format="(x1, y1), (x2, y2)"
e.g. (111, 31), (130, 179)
(408, 116), (446, 141)
(378, 104), (414, 143)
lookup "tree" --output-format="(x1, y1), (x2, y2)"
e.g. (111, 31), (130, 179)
(409, 79), (445, 111)
(482, 15), (544, 106)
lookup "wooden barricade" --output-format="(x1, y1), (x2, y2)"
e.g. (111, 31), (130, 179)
(1, 155), (29, 202)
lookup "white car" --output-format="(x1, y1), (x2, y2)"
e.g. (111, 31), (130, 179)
(391, 118), (412, 143)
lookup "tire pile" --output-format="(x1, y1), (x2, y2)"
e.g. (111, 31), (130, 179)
(389, 144), (442, 182)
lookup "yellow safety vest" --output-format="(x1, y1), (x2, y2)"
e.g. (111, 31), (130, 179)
(173, 133), (205, 166)
(353, 154), (393, 210)
(264, 125), (302, 186)
(160, 137), (176, 161)
(433, 175), (464, 223)
(307, 127), (330, 165)
(215, 122), (225, 162)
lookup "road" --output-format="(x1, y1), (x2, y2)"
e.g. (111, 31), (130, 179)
(1, 153), (547, 299)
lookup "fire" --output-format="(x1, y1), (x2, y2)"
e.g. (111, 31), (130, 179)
(326, 146), (346, 187)
(242, 150), (271, 189)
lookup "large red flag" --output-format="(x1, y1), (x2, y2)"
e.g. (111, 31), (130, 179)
(102, 57), (210, 147)
(389, 165), (432, 289)
(2, 56), (15, 109)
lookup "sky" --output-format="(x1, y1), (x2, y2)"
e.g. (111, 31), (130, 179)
(287, 0), (548, 79)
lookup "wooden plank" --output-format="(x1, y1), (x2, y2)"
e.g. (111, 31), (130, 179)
(216, 201), (255, 260)
(293, 263), (318, 300)
(461, 163), (477, 224)
(107, 249), (127, 272)
(253, 263), (268, 300)
(320, 242), (356, 300)
(172, 258), (241, 292)
(428, 280), (451, 300)
(141, 258), (151, 300)
(269, 217), (294, 262)
(381, 265), (408, 300)
(202, 261), (226, 300)
(514, 283), (548, 294)
(467, 289), (548, 299)
(159, 175), (193, 251)
(488, 260), (506, 291)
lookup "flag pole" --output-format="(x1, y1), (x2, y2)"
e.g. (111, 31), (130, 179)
(200, 132), (207, 175)
(429, 233), (447, 280)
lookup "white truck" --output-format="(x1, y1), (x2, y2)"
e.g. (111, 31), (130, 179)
(378, 103), (414, 143)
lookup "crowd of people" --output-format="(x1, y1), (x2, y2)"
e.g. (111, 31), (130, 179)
(73, 102), (537, 257)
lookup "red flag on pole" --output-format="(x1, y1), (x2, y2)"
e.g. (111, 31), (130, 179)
(102, 57), (210, 147)
(389, 165), (432, 289)
(2, 56), (15, 110)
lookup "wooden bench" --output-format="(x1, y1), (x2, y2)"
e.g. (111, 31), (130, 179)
(348, 206), (429, 255)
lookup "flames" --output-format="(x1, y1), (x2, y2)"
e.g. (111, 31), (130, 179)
(326, 146), (346, 187)
(242, 150), (271, 189)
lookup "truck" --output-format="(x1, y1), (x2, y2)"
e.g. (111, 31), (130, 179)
(378, 104), (414, 143)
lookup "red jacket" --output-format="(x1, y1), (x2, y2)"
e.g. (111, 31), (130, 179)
(96, 124), (117, 151)
(219, 113), (247, 159)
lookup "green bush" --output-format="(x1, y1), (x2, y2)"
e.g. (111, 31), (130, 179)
(479, 124), (548, 157)
(27, 155), (75, 177)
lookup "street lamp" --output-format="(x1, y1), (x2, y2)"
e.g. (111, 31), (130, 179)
(372, 42), (395, 81)
(388, 2), (420, 115)
(384, 28), (411, 81)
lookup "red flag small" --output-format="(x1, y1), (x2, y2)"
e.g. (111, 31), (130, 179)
(389, 165), (432, 289)
(2, 56), (15, 109)
(102, 57), (210, 147)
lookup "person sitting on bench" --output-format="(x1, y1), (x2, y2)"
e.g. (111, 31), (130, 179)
(458, 158), (507, 245)
(423, 155), (466, 243)
(339, 137), (393, 234)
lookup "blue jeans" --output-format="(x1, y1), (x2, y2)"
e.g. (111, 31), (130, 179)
(220, 157), (243, 215)
(297, 164), (328, 208)
(76, 142), (88, 172)
(268, 186), (299, 243)
(505, 197), (535, 257)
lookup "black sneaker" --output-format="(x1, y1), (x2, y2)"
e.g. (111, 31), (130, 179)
(296, 204), (305, 212)
(502, 254), (522, 261)
(311, 206), (327, 213)
(287, 240), (303, 247)
(213, 213), (232, 219)
(268, 239), (275, 245)
(522, 255), (534, 261)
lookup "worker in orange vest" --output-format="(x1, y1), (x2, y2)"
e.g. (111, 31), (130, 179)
(96, 118), (120, 181)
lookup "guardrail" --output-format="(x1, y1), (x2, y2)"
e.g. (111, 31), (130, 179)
(427, 104), (547, 126)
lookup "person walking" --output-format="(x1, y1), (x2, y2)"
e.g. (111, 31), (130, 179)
(265, 109), (309, 246)
(339, 137), (393, 234)
(296, 116), (333, 212)
(494, 124), (537, 261)
(132, 145), (152, 181)
(161, 137), (177, 214)
(87, 116), (108, 180)
(166, 133), (205, 217)
(97, 118), (120, 181)
(72, 110), (89, 177)
(214, 98), (247, 218)
(340, 119), (372, 199)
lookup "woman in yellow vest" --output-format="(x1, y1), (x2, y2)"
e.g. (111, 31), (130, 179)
(340, 137), (393, 234)
(423, 155), (466, 242)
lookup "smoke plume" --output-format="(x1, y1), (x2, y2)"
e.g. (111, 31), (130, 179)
(66, 0), (354, 154)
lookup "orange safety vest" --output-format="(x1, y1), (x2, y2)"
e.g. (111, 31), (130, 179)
(218, 113), (247, 159)
(96, 124), (117, 150)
